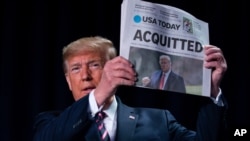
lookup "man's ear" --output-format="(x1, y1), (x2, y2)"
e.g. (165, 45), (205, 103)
(65, 73), (72, 91)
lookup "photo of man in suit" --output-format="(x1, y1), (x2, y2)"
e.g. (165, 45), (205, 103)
(143, 55), (186, 94)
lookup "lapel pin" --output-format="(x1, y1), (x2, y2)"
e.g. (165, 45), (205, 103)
(129, 115), (135, 120)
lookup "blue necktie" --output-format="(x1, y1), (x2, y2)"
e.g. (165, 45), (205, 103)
(95, 111), (110, 141)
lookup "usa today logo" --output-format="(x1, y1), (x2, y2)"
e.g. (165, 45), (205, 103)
(133, 15), (141, 23)
(133, 15), (181, 31)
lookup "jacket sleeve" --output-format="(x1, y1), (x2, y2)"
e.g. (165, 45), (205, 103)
(195, 95), (228, 141)
(33, 95), (94, 141)
(167, 95), (228, 141)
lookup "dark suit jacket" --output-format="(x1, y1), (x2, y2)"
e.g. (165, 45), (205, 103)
(33, 95), (227, 141)
(148, 70), (186, 93)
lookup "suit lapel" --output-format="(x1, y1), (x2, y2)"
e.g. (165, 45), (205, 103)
(165, 71), (173, 90)
(115, 97), (138, 141)
(85, 123), (101, 141)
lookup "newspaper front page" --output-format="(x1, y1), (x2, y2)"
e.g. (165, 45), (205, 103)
(120, 0), (211, 97)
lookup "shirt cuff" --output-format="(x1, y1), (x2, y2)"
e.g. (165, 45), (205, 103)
(210, 88), (224, 106)
(89, 89), (104, 117)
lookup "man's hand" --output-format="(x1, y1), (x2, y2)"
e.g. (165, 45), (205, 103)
(142, 76), (150, 87)
(204, 45), (227, 98)
(94, 56), (137, 107)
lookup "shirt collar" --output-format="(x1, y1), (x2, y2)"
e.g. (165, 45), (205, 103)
(103, 97), (117, 121)
(89, 89), (117, 120)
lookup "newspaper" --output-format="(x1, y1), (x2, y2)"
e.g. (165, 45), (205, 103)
(120, 0), (211, 97)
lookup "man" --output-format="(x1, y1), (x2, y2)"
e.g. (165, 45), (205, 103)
(143, 55), (186, 93)
(33, 36), (228, 141)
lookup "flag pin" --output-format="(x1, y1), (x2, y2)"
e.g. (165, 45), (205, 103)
(129, 115), (135, 119)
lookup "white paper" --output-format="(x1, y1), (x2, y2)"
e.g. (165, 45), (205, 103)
(120, 0), (211, 97)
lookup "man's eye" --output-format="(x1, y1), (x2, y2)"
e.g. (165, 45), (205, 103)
(71, 67), (80, 73)
(89, 62), (101, 69)
(93, 63), (101, 67)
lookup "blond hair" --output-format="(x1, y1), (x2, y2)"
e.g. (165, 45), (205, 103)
(62, 36), (117, 72)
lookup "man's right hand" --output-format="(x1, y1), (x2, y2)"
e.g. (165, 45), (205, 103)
(94, 56), (137, 107)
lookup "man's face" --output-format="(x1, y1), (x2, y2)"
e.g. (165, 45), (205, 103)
(159, 58), (170, 72)
(65, 51), (104, 101)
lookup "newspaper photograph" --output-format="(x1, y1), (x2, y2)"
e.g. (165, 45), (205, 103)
(120, 0), (211, 97)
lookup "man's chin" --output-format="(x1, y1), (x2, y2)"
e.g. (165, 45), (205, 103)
(74, 90), (94, 101)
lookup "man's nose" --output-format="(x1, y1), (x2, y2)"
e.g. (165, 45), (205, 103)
(80, 66), (91, 81)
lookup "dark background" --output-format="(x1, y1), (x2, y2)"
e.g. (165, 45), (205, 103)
(0, 0), (249, 141)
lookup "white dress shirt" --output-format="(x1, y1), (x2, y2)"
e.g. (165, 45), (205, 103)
(89, 90), (117, 141)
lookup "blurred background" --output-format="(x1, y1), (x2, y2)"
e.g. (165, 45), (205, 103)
(1, 0), (249, 140)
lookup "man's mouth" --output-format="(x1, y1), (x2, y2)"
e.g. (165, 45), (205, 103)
(82, 86), (96, 93)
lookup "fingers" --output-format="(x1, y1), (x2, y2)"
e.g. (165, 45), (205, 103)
(94, 56), (138, 106)
(103, 56), (137, 86)
(204, 45), (223, 61)
(203, 45), (227, 77)
(203, 45), (227, 97)
(109, 56), (136, 76)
